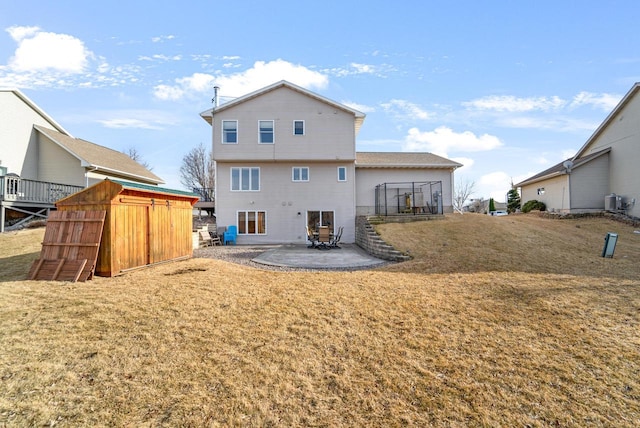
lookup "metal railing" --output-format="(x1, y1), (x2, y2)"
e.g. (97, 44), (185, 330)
(0, 175), (84, 204)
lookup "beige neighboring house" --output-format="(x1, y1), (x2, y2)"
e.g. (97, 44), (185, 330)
(200, 80), (461, 244)
(1, 88), (163, 232)
(516, 82), (640, 218)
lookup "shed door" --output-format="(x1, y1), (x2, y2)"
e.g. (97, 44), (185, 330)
(147, 201), (176, 264)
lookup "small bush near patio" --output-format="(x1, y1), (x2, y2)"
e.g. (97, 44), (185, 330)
(1, 214), (639, 426)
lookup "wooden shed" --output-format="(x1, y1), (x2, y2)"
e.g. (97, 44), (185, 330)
(55, 179), (200, 277)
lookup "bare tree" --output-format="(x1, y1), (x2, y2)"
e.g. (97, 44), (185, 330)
(124, 147), (152, 170)
(180, 143), (215, 194)
(453, 178), (475, 214)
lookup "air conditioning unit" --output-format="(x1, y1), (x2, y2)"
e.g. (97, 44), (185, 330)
(605, 193), (624, 211)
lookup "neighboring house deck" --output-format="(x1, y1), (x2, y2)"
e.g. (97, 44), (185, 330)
(0, 175), (83, 232)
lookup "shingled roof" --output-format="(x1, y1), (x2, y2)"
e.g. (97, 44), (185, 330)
(35, 125), (164, 185)
(356, 152), (462, 169)
(515, 147), (610, 187)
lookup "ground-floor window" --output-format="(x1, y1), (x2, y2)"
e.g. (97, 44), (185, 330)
(237, 211), (266, 234)
(307, 210), (334, 234)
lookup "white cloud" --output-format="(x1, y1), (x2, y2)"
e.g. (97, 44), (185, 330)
(561, 149), (577, 159)
(98, 118), (163, 130)
(451, 156), (474, 172)
(479, 171), (513, 202)
(95, 110), (178, 130)
(6, 25), (39, 41)
(463, 95), (566, 112)
(6, 26), (93, 73)
(153, 84), (186, 101)
(342, 100), (375, 113)
(325, 62), (395, 78)
(495, 115), (599, 132)
(151, 35), (175, 43)
(381, 99), (432, 121)
(571, 91), (621, 111)
(403, 126), (503, 158)
(153, 59), (329, 101)
(139, 54), (182, 62)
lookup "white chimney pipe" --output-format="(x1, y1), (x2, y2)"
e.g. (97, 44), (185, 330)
(213, 86), (220, 107)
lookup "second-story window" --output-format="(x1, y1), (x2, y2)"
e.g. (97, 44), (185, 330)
(292, 167), (309, 182)
(293, 120), (304, 135)
(259, 120), (274, 144)
(222, 120), (238, 144)
(231, 167), (260, 191)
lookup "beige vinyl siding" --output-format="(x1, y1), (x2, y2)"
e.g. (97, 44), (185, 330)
(521, 174), (570, 212)
(215, 161), (356, 244)
(355, 168), (455, 215)
(212, 87), (356, 162)
(37, 133), (86, 186)
(578, 94), (640, 217)
(570, 153), (609, 210)
(0, 91), (62, 179)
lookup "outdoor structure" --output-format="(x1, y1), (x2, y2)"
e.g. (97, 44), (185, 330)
(0, 89), (164, 232)
(55, 179), (199, 277)
(355, 152), (460, 216)
(516, 82), (640, 218)
(200, 80), (461, 244)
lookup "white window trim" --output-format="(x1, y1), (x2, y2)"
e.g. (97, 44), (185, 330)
(293, 120), (305, 136)
(258, 120), (275, 144)
(292, 166), (310, 182)
(237, 210), (267, 235)
(337, 166), (347, 182)
(222, 120), (238, 144)
(230, 167), (260, 191)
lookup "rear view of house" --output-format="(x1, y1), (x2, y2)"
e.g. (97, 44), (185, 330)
(200, 81), (461, 244)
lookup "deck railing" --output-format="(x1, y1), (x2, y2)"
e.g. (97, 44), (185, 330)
(0, 176), (84, 204)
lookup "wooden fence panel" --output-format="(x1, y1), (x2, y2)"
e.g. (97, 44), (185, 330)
(28, 210), (106, 282)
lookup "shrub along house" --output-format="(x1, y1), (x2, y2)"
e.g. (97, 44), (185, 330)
(200, 80), (461, 244)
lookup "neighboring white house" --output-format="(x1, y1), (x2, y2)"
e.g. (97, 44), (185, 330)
(200, 80), (461, 244)
(1, 88), (164, 232)
(0, 89), (163, 187)
(516, 82), (640, 218)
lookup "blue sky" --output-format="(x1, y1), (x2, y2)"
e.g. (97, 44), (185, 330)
(2, 1), (639, 201)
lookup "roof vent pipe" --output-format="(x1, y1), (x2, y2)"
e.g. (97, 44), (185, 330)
(213, 86), (220, 107)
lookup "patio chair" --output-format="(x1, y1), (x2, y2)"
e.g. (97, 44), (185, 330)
(317, 226), (331, 250)
(223, 225), (237, 245)
(207, 224), (222, 246)
(306, 226), (317, 248)
(198, 229), (213, 247)
(329, 226), (343, 249)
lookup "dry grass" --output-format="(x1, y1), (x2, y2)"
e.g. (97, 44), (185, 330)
(1, 214), (639, 427)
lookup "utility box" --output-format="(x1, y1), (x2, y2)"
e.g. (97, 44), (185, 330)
(601, 232), (618, 258)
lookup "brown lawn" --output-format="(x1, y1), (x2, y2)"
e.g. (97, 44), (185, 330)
(0, 214), (639, 426)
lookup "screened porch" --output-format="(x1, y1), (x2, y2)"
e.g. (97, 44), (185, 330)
(375, 181), (443, 216)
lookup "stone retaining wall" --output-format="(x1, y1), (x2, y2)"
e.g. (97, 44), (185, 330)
(355, 216), (411, 262)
